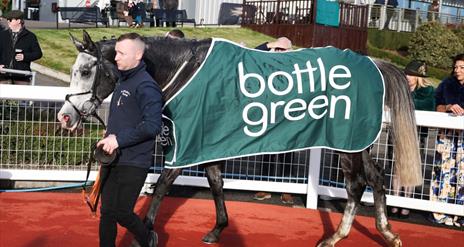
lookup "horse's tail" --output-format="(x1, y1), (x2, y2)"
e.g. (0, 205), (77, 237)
(375, 60), (422, 186)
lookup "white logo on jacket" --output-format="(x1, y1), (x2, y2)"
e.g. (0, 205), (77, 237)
(117, 90), (131, 106)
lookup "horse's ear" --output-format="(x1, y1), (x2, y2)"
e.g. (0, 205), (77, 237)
(82, 30), (97, 53)
(70, 32), (85, 52)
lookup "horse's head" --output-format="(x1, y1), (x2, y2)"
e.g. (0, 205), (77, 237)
(58, 30), (118, 131)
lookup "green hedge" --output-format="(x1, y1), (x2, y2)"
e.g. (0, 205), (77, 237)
(367, 29), (450, 82)
(453, 28), (464, 47)
(1, 122), (101, 166)
(408, 22), (463, 69)
(368, 29), (413, 51)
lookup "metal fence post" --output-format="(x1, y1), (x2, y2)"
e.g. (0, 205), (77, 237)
(379, 5), (386, 30)
(30, 71), (36, 86)
(415, 8), (420, 32)
(367, 3), (372, 26)
(397, 8), (402, 32)
(306, 148), (321, 209)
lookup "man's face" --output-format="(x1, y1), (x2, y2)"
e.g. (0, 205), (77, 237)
(114, 39), (142, 71)
(454, 60), (464, 83)
(7, 18), (21, 30)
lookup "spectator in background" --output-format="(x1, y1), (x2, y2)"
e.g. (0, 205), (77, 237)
(429, 53), (464, 227)
(428, 0), (440, 21)
(127, 0), (138, 28)
(0, 10), (42, 84)
(405, 60), (436, 111)
(165, 29), (184, 39)
(151, 0), (163, 27)
(164, 0), (179, 27)
(254, 36), (292, 52)
(375, 0), (398, 30)
(406, 60), (435, 146)
(390, 60), (435, 218)
(0, 15), (7, 30)
(116, 0), (134, 27)
(133, 0), (146, 28)
(253, 37), (296, 204)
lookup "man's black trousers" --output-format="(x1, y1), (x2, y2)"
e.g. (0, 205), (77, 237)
(99, 165), (150, 247)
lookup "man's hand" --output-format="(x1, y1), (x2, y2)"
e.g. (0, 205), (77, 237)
(15, 53), (24, 62)
(0, 64), (5, 73)
(97, 134), (119, 155)
(448, 104), (464, 116)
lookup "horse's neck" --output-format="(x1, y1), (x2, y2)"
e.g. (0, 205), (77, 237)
(144, 38), (211, 99)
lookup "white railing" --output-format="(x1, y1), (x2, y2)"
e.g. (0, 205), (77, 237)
(0, 84), (463, 216)
(0, 68), (37, 86)
(368, 4), (463, 32)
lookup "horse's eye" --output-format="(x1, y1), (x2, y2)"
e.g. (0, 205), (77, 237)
(81, 70), (90, 77)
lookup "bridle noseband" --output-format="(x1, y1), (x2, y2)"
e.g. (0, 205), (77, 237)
(65, 43), (112, 129)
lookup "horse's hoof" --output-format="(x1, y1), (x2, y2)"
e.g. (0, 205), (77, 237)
(202, 232), (219, 244)
(317, 241), (334, 247)
(390, 237), (402, 247)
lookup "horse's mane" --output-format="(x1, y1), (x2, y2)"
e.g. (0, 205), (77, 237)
(97, 36), (212, 101)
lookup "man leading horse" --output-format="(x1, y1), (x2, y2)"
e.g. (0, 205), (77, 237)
(58, 31), (421, 247)
(97, 32), (162, 247)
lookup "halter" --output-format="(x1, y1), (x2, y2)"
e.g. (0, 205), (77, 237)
(65, 43), (111, 129)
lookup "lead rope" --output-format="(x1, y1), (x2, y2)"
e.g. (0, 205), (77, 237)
(81, 143), (99, 215)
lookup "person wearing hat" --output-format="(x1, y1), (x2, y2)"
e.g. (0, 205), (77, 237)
(404, 60), (435, 111)
(390, 60), (435, 219)
(0, 10), (42, 84)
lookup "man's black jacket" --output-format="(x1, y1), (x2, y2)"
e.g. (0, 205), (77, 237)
(0, 27), (42, 76)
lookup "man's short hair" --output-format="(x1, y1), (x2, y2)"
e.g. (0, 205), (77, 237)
(117, 32), (146, 53)
(165, 29), (185, 39)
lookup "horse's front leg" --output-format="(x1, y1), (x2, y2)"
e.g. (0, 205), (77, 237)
(202, 162), (228, 244)
(362, 151), (402, 247)
(143, 167), (182, 230)
(318, 152), (366, 247)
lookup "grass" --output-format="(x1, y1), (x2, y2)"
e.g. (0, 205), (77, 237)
(32, 26), (446, 85)
(33, 27), (274, 74)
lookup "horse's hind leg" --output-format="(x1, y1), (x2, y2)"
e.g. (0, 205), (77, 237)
(318, 152), (366, 247)
(143, 168), (182, 230)
(202, 162), (228, 244)
(362, 151), (402, 247)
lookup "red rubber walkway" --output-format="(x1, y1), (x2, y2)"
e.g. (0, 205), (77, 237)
(0, 192), (462, 246)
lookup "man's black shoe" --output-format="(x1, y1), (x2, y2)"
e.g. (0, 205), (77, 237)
(149, 231), (158, 247)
